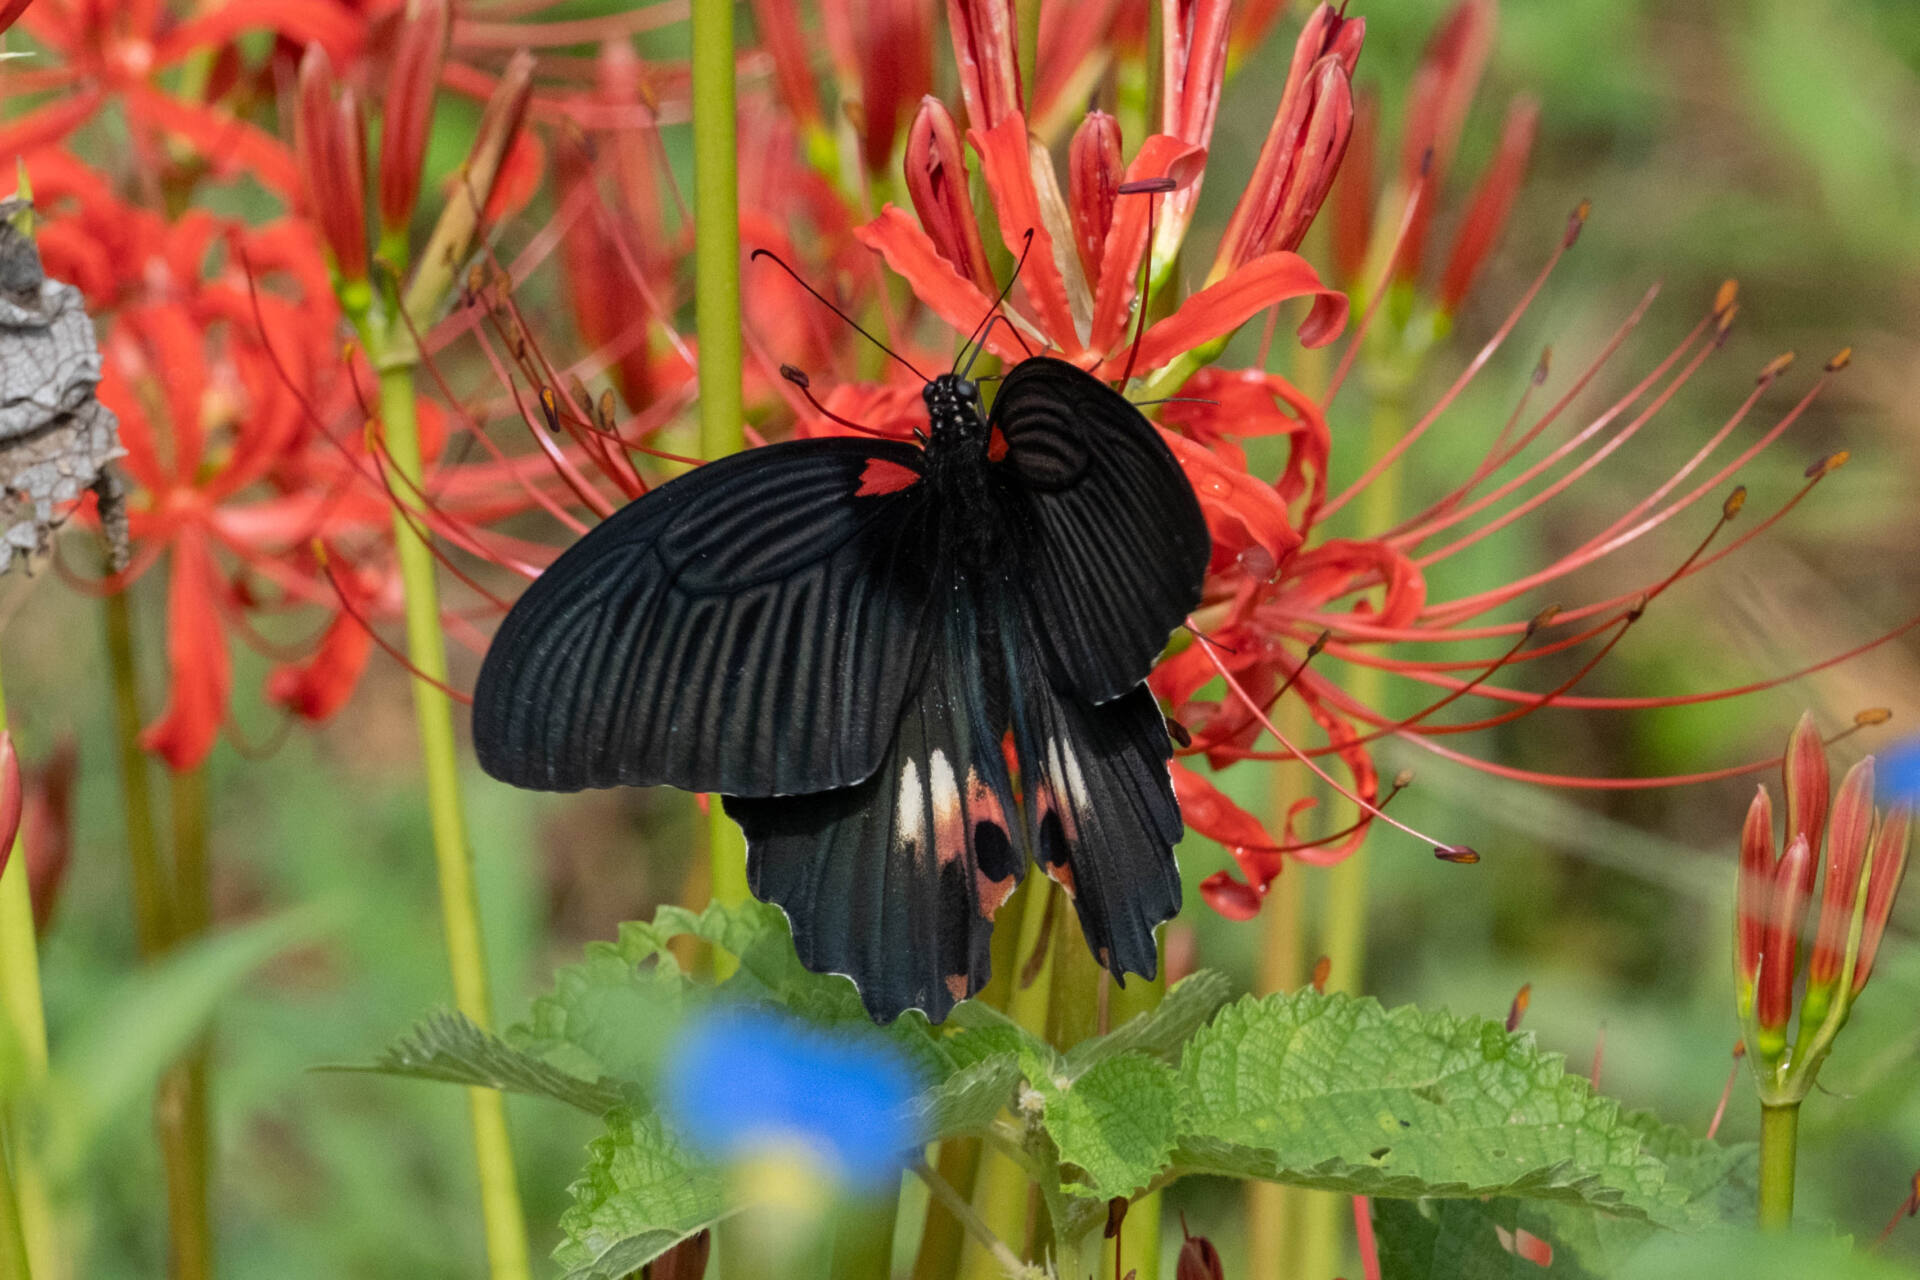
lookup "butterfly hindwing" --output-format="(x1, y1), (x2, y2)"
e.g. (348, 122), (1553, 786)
(990, 356), (1212, 703)
(1002, 595), (1185, 985)
(473, 438), (936, 796)
(727, 586), (1024, 1023)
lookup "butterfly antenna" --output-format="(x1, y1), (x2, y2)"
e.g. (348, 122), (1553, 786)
(751, 248), (929, 382)
(780, 365), (897, 439)
(960, 313), (1032, 378)
(954, 228), (1038, 373)
(1115, 177), (1176, 391)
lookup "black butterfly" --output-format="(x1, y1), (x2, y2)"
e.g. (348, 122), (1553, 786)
(472, 348), (1211, 1022)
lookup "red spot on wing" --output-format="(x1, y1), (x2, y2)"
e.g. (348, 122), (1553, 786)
(987, 427), (1008, 461)
(856, 457), (922, 496)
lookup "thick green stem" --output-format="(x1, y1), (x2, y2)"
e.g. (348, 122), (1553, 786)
(376, 366), (530, 1280)
(1757, 1103), (1799, 1230)
(0, 666), (53, 1280)
(103, 590), (171, 957)
(915, 1161), (1027, 1280)
(959, 882), (1059, 1280)
(1106, 951), (1166, 1280)
(691, 0), (748, 926)
(158, 766), (213, 1280)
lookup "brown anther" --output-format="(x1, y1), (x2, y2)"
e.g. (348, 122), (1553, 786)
(1756, 351), (1795, 386)
(1165, 716), (1192, 749)
(780, 364), (811, 388)
(1713, 279), (1740, 317)
(1722, 486), (1747, 520)
(1118, 176), (1179, 195)
(1563, 199), (1591, 247)
(1532, 346), (1552, 384)
(1624, 592), (1649, 622)
(511, 331), (527, 360)
(1855, 707), (1893, 727)
(1714, 302), (1740, 345)
(597, 389), (616, 432)
(1393, 769), (1415, 790)
(566, 375), (592, 417)
(1308, 629), (1331, 656)
(1104, 1196), (1128, 1239)
(1805, 450), (1849, 478)
(538, 386), (561, 429)
(1310, 954), (1331, 993)
(1506, 982), (1532, 1032)
(467, 264), (486, 298)
(1526, 603), (1562, 636)
(1435, 844), (1480, 865)
(1732, 1041), (1746, 1059)
(1825, 347), (1852, 372)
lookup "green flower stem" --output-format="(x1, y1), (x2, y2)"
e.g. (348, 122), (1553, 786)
(691, 0), (748, 932)
(0, 1129), (30, 1280)
(157, 765), (213, 1280)
(0, 666), (53, 1280)
(1757, 1102), (1799, 1229)
(958, 882), (1059, 1280)
(828, 1191), (898, 1280)
(1106, 952), (1166, 1280)
(375, 364), (531, 1280)
(103, 590), (172, 957)
(914, 1161), (1029, 1280)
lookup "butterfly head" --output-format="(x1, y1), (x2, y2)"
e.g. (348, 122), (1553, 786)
(923, 374), (986, 454)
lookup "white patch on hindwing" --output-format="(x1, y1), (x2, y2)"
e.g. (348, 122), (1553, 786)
(928, 749), (965, 867)
(897, 757), (926, 858)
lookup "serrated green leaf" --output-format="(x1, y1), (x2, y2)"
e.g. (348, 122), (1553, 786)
(1062, 970), (1234, 1075)
(1375, 1198), (1601, 1279)
(913, 1054), (1022, 1140)
(1172, 992), (1696, 1221)
(328, 1011), (631, 1115)
(555, 1106), (727, 1280)
(1038, 1052), (1178, 1199)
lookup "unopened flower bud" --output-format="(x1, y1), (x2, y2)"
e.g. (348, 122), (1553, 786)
(1069, 111), (1122, 293)
(1782, 711), (1829, 884)
(904, 97), (995, 295)
(1853, 805), (1911, 995)
(295, 44), (370, 286)
(379, 0), (449, 236)
(1755, 834), (1813, 1055)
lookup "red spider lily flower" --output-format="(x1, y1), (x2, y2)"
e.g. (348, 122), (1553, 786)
(1736, 716), (1913, 1102)
(825, 0), (932, 174)
(861, 0), (1349, 380)
(2, 0), (362, 196)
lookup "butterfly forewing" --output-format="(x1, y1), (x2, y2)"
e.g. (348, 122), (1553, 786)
(472, 438), (936, 796)
(990, 357), (1211, 703)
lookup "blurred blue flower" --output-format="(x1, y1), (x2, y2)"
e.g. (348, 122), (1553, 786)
(660, 1007), (919, 1189)
(1881, 737), (1920, 807)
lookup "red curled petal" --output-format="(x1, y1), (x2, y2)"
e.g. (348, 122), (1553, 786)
(139, 532), (232, 772)
(1099, 251), (1347, 379)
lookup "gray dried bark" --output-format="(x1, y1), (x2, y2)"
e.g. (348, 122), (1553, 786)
(0, 198), (125, 574)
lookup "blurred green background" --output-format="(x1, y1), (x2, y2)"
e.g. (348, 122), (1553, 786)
(7, 0), (1920, 1274)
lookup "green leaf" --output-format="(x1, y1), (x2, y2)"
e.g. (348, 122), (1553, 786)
(40, 907), (326, 1173)
(1616, 1227), (1913, 1280)
(329, 1011), (631, 1115)
(913, 1053), (1022, 1141)
(1374, 1198), (1595, 1279)
(1171, 992), (1698, 1221)
(554, 1105), (727, 1280)
(1037, 1052), (1179, 1199)
(1062, 970), (1234, 1074)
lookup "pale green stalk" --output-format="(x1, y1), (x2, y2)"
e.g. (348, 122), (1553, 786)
(0, 667), (53, 1280)
(158, 765), (213, 1280)
(1756, 1104), (1798, 1229)
(691, 0), (748, 937)
(375, 365), (530, 1280)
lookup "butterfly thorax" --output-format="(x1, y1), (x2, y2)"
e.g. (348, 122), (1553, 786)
(921, 374), (1000, 567)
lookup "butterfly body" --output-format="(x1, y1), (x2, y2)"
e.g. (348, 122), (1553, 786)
(474, 357), (1210, 1021)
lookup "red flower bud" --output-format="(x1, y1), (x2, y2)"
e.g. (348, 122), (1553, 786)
(1809, 757), (1875, 988)
(1854, 805), (1911, 995)
(1436, 95), (1539, 313)
(1782, 710), (1829, 874)
(854, 0), (933, 173)
(1209, 6), (1362, 279)
(1756, 834), (1813, 1038)
(1328, 91), (1376, 286)
(946, 0), (1023, 131)
(295, 44), (369, 282)
(1176, 1222), (1223, 1280)
(0, 732), (21, 883)
(1068, 111), (1122, 293)
(1736, 785), (1775, 997)
(1396, 0), (1495, 279)
(904, 96), (996, 295)
(23, 740), (75, 933)
(378, 0), (449, 234)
